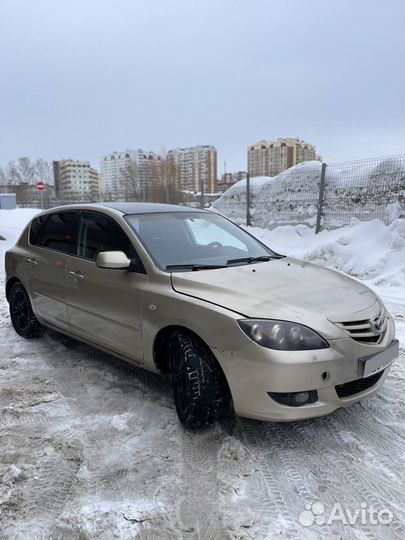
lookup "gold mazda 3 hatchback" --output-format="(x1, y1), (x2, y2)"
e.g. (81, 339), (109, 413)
(5, 203), (399, 427)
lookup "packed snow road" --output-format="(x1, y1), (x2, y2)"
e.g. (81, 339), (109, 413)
(0, 210), (404, 540)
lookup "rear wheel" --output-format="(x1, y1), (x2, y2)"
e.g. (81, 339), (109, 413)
(170, 331), (231, 428)
(9, 282), (45, 339)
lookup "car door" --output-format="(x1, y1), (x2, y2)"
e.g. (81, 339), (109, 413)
(65, 211), (146, 362)
(25, 211), (78, 330)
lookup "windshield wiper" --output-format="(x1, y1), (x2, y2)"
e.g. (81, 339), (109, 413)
(166, 263), (228, 271)
(226, 255), (272, 265)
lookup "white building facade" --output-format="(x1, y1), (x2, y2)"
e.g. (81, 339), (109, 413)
(53, 160), (99, 200)
(100, 150), (138, 196)
(100, 149), (162, 199)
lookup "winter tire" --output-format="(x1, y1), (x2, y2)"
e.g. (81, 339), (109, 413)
(9, 282), (45, 339)
(170, 330), (231, 428)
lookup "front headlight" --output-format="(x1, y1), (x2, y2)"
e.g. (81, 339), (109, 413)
(238, 319), (330, 351)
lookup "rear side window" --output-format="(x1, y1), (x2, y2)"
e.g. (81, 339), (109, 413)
(35, 212), (77, 253)
(29, 215), (48, 245)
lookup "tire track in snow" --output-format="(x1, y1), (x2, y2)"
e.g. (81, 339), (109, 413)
(177, 427), (227, 540)
(236, 418), (301, 539)
(39, 335), (182, 535)
(289, 416), (404, 540)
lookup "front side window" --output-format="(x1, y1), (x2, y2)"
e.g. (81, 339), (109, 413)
(77, 213), (133, 259)
(35, 212), (77, 253)
(76, 213), (145, 272)
(125, 211), (277, 271)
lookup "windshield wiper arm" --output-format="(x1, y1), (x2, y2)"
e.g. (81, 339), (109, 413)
(166, 263), (228, 271)
(226, 255), (272, 265)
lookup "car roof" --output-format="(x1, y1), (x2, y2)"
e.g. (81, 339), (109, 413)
(38, 202), (210, 216)
(99, 202), (210, 214)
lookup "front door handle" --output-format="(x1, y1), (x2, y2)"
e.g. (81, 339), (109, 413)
(25, 257), (38, 266)
(68, 270), (85, 280)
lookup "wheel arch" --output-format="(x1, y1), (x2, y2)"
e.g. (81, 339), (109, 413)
(153, 324), (229, 389)
(153, 325), (199, 375)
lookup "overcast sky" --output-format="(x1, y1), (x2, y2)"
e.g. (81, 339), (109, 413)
(0, 0), (404, 173)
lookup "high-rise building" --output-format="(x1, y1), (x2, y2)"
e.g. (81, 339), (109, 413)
(167, 145), (217, 193)
(100, 149), (162, 199)
(53, 160), (99, 200)
(248, 138), (319, 177)
(100, 150), (137, 196)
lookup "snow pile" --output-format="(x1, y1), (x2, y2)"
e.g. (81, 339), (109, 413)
(246, 217), (405, 306)
(212, 156), (405, 230)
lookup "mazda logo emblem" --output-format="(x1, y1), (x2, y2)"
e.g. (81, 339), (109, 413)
(371, 314), (386, 334)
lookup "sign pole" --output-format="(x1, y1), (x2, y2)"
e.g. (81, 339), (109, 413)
(36, 181), (46, 209)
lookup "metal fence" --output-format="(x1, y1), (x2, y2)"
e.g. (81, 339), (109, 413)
(241, 154), (405, 232)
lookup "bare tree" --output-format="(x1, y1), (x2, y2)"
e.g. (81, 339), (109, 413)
(17, 157), (36, 184)
(34, 158), (53, 185)
(0, 166), (6, 185)
(6, 161), (21, 184)
(149, 157), (165, 203)
(123, 160), (141, 201)
(162, 154), (184, 204)
(0, 157), (57, 207)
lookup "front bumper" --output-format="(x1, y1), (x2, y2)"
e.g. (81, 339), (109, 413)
(213, 331), (398, 422)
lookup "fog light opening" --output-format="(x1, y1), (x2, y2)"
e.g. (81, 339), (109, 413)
(294, 392), (311, 404)
(268, 390), (318, 407)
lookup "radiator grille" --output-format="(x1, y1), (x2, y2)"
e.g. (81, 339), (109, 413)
(335, 311), (388, 344)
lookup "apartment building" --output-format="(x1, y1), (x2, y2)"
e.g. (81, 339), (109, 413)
(248, 138), (319, 177)
(167, 145), (217, 193)
(53, 160), (99, 200)
(100, 150), (137, 196)
(100, 149), (161, 199)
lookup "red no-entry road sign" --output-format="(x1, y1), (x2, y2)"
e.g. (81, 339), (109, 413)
(37, 182), (46, 192)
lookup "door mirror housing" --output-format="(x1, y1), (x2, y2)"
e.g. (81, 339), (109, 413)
(96, 251), (131, 270)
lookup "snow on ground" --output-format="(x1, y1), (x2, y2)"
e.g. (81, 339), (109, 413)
(0, 209), (404, 540)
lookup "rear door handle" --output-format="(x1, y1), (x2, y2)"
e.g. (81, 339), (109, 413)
(68, 270), (85, 280)
(25, 257), (38, 266)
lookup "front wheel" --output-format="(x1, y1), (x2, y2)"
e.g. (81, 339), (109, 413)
(170, 331), (231, 428)
(9, 282), (45, 339)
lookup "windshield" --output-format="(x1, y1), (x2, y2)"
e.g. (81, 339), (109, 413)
(125, 211), (279, 271)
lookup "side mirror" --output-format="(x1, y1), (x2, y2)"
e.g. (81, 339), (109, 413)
(96, 251), (131, 270)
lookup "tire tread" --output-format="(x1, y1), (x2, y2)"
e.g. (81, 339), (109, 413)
(170, 331), (230, 428)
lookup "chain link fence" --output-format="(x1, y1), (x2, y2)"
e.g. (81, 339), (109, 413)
(321, 155), (405, 230)
(212, 154), (405, 232)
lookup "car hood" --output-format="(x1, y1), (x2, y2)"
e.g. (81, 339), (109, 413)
(171, 257), (379, 339)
